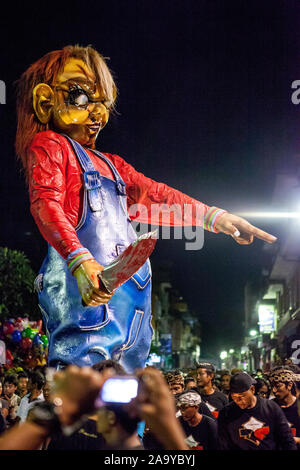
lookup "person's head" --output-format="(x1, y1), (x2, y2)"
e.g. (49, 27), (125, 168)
(42, 381), (52, 402)
(268, 368), (297, 402)
(196, 363), (215, 388)
(184, 376), (197, 390)
(164, 371), (185, 395)
(254, 378), (271, 399)
(282, 364), (300, 398)
(28, 371), (45, 393)
(15, 45), (117, 173)
(220, 372), (231, 392)
(3, 375), (18, 398)
(230, 372), (257, 409)
(176, 391), (201, 423)
(18, 372), (29, 393)
(97, 403), (139, 444)
(231, 368), (243, 375)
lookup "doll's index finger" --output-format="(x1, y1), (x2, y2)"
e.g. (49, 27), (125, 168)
(248, 224), (277, 243)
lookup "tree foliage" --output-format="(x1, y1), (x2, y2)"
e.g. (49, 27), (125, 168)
(0, 247), (41, 321)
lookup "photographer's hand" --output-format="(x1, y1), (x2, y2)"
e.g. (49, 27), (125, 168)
(0, 365), (109, 450)
(51, 365), (109, 426)
(134, 368), (188, 450)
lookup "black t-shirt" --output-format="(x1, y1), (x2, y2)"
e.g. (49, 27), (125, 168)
(186, 388), (216, 420)
(218, 397), (297, 450)
(200, 390), (228, 417)
(198, 401), (216, 420)
(142, 430), (165, 450)
(273, 398), (300, 449)
(179, 414), (218, 450)
(47, 418), (106, 450)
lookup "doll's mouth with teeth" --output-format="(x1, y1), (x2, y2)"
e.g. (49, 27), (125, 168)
(87, 123), (101, 133)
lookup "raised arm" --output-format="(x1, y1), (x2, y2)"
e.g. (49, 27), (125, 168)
(109, 153), (277, 244)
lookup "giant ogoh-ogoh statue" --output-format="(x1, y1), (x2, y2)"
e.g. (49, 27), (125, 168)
(15, 45), (277, 371)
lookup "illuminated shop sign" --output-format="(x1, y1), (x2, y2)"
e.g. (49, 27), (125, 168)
(258, 305), (275, 333)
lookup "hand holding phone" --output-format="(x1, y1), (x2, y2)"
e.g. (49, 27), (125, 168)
(96, 376), (138, 407)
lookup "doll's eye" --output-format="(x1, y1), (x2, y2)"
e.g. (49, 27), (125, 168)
(68, 87), (89, 107)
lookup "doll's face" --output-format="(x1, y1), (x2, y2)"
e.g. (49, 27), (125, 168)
(33, 58), (111, 148)
(52, 58), (110, 147)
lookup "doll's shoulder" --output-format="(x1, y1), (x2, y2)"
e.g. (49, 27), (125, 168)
(30, 130), (67, 149)
(29, 131), (72, 164)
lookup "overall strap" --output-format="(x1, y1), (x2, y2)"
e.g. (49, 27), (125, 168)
(62, 134), (103, 212)
(91, 149), (127, 196)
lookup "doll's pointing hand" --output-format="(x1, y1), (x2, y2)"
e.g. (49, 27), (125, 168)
(73, 259), (113, 306)
(215, 212), (277, 245)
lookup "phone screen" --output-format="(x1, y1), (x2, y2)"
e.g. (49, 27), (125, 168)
(98, 376), (138, 405)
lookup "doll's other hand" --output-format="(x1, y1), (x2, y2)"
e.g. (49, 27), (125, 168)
(215, 212), (277, 245)
(73, 259), (113, 306)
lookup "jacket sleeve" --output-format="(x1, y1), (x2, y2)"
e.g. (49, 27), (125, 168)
(108, 153), (225, 230)
(28, 132), (84, 260)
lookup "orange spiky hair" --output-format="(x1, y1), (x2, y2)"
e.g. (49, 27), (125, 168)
(15, 45), (117, 173)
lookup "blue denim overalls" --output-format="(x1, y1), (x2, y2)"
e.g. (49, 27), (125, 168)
(36, 135), (153, 372)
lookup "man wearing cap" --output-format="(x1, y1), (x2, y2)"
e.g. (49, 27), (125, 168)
(176, 391), (218, 450)
(218, 371), (297, 450)
(196, 363), (228, 418)
(269, 367), (300, 448)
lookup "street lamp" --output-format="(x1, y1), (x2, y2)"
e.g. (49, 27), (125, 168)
(229, 349), (234, 354)
(220, 351), (228, 360)
(249, 329), (257, 337)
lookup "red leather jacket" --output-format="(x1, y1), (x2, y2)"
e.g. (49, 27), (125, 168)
(28, 131), (210, 259)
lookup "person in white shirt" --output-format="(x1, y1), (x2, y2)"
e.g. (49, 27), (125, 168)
(17, 371), (44, 423)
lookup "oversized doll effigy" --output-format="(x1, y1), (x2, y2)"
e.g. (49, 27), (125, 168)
(15, 45), (276, 371)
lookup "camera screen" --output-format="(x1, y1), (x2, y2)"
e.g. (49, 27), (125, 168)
(100, 377), (138, 404)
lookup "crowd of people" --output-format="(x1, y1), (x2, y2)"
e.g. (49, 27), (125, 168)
(0, 359), (299, 451)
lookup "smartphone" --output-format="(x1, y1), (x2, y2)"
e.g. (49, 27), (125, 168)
(96, 376), (138, 406)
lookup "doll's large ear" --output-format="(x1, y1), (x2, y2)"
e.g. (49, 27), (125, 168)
(32, 83), (54, 124)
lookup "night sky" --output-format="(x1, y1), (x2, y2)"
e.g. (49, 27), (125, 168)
(1, 0), (300, 359)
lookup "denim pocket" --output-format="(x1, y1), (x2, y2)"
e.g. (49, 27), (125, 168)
(119, 309), (144, 351)
(78, 303), (111, 330)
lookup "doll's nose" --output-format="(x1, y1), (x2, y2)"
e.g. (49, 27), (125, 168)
(89, 103), (109, 124)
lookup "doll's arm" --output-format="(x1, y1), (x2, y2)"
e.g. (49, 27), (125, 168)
(109, 153), (277, 244)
